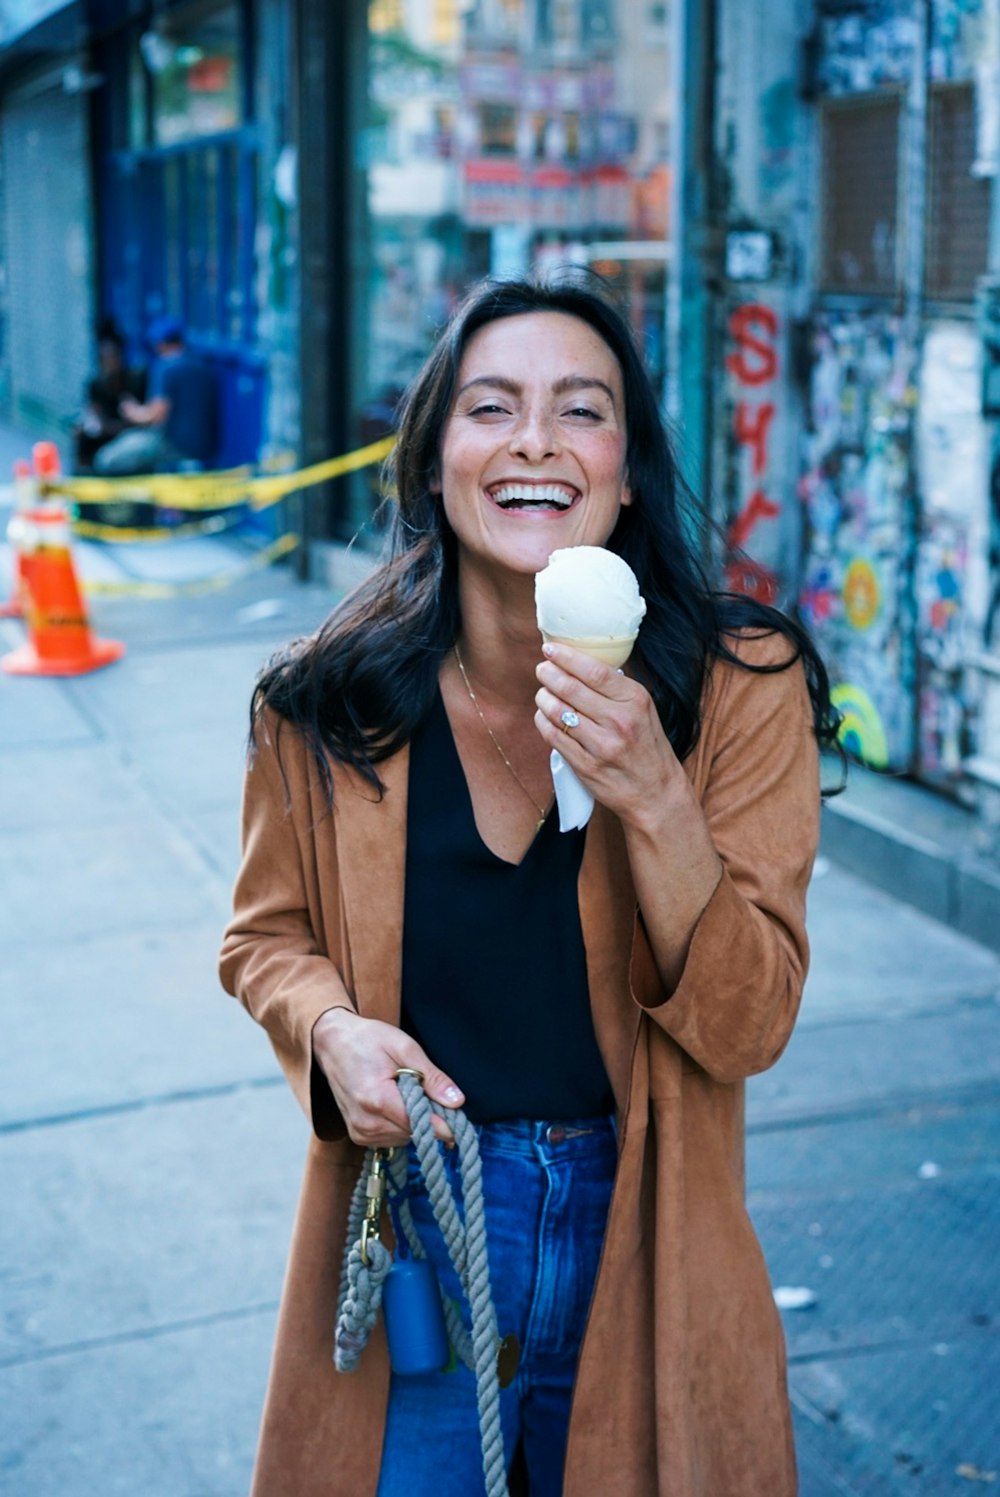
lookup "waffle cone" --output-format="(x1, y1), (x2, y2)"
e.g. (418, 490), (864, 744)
(541, 631), (637, 668)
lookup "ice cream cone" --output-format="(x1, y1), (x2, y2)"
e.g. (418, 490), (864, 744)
(541, 631), (637, 668)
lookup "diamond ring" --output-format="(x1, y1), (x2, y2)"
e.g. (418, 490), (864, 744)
(560, 708), (580, 731)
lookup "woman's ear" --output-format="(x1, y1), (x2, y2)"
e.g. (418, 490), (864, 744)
(620, 476), (633, 508)
(428, 465), (442, 495)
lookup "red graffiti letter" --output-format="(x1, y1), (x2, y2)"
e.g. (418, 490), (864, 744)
(734, 400), (776, 476)
(724, 556), (778, 604)
(726, 303), (779, 386)
(727, 489), (781, 551)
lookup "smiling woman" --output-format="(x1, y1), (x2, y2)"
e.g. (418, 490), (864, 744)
(434, 311), (631, 586)
(220, 270), (843, 1497)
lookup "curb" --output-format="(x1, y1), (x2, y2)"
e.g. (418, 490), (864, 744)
(821, 795), (1000, 954)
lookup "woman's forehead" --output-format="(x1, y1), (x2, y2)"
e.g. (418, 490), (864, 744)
(456, 311), (623, 388)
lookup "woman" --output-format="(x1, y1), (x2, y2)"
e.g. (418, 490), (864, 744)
(220, 272), (840, 1497)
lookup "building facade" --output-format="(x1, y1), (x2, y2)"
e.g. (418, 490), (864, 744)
(707, 0), (999, 800)
(0, 0), (678, 526)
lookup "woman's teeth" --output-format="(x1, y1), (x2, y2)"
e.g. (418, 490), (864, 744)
(491, 484), (575, 510)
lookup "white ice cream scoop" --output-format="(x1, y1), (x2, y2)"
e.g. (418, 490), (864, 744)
(534, 547), (647, 830)
(534, 546), (646, 666)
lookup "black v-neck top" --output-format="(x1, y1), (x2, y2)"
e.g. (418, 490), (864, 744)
(400, 690), (614, 1124)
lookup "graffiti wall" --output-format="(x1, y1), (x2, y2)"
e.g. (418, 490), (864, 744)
(915, 321), (989, 780)
(799, 313), (990, 784)
(817, 0), (987, 94)
(798, 311), (917, 770)
(802, 0), (996, 788)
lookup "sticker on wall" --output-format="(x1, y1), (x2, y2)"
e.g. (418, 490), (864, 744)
(831, 682), (890, 768)
(842, 557), (881, 631)
(800, 557), (838, 628)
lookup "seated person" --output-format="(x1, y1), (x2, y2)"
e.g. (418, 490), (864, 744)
(73, 320), (147, 473)
(93, 317), (218, 476)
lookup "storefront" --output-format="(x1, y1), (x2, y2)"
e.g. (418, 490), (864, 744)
(0, 0), (677, 525)
(331, 0), (676, 536)
(0, 3), (95, 433)
(93, 0), (266, 468)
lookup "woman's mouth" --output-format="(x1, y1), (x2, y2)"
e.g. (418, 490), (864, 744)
(487, 482), (580, 513)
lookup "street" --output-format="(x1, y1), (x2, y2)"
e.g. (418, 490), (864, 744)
(1, 555), (998, 1496)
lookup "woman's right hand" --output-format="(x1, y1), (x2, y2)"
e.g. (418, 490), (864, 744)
(312, 1007), (465, 1149)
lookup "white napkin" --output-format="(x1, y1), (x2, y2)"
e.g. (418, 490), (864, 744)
(550, 749), (594, 831)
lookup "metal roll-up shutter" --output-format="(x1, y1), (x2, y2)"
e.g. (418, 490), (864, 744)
(1, 68), (94, 430)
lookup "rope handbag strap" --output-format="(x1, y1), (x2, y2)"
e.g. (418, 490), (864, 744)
(333, 1071), (511, 1497)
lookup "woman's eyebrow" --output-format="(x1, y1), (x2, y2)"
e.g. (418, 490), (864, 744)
(552, 374), (617, 403)
(456, 374), (617, 402)
(456, 375), (521, 398)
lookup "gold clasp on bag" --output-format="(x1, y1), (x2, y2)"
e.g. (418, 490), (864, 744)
(360, 1149), (390, 1267)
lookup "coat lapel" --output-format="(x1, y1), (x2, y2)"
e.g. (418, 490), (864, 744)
(332, 747), (409, 1026)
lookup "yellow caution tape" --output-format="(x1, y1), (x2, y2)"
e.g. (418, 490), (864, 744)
(72, 512), (241, 545)
(81, 531), (301, 598)
(47, 435), (395, 516)
(53, 467), (255, 511)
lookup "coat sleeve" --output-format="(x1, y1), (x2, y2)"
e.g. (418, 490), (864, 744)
(634, 633), (821, 1083)
(218, 712), (352, 1140)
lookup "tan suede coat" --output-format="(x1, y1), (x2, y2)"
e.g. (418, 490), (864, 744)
(219, 630), (820, 1497)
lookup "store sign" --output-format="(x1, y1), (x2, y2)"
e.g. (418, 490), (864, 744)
(463, 160), (527, 225)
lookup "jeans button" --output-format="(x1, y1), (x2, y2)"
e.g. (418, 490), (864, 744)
(546, 1124), (566, 1145)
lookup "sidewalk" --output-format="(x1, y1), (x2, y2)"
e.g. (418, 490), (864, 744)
(0, 491), (997, 1494)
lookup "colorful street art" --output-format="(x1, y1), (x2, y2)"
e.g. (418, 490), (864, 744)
(800, 2), (995, 790)
(818, 0), (987, 93)
(830, 682), (891, 769)
(798, 311), (917, 770)
(915, 322), (989, 780)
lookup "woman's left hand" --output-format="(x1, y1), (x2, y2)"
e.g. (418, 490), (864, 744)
(535, 642), (682, 828)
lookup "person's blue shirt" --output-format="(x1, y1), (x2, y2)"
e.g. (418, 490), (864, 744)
(149, 350), (218, 466)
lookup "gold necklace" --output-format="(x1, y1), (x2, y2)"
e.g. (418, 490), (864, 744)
(453, 644), (550, 832)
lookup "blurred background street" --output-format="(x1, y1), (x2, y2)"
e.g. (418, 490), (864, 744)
(1, 0), (1000, 1491)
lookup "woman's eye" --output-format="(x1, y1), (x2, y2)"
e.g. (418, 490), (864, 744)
(565, 406), (601, 421)
(469, 402), (509, 417)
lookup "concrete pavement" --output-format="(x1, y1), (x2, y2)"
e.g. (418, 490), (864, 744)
(1, 526), (998, 1495)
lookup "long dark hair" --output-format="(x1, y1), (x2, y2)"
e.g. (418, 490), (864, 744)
(254, 271), (842, 799)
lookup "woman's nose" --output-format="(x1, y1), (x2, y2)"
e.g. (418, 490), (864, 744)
(509, 407), (559, 461)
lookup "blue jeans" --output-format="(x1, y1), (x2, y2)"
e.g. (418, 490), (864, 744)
(376, 1116), (617, 1497)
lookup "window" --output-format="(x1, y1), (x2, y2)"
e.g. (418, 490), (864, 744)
(347, 0), (674, 531)
(478, 103), (518, 157)
(132, 0), (244, 149)
(925, 85), (990, 301)
(820, 95), (900, 296)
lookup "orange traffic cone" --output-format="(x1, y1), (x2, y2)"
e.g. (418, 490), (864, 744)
(1, 503), (125, 677)
(32, 439), (62, 489)
(0, 460), (35, 618)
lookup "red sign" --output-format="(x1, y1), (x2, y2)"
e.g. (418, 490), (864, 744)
(725, 302), (782, 603)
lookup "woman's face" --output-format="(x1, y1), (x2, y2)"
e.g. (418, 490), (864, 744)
(436, 311), (631, 579)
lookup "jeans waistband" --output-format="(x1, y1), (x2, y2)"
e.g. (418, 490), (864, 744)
(475, 1114), (617, 1157)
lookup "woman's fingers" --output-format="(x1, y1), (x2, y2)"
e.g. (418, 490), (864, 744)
(536, 644), (632, 713)
(311, 1009), (464, 1149)
(534, 680), (640, 759)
